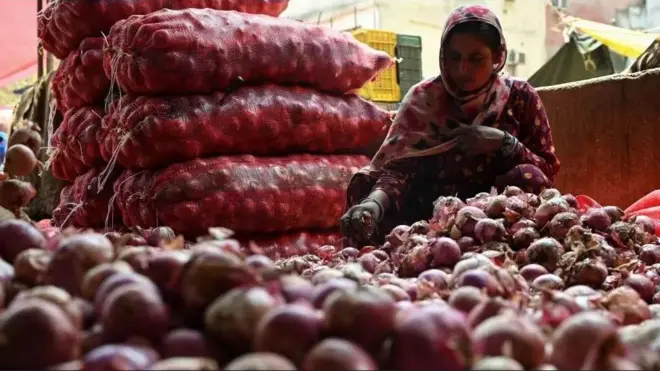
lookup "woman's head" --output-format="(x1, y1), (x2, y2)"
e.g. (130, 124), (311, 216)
(440, 6), (507, 96)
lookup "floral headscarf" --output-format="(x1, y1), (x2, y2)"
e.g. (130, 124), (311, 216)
(367, 5), (513, 172)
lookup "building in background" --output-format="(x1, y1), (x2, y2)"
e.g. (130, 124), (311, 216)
(545, 0), (639, 59)
(286, 0), (547, 79)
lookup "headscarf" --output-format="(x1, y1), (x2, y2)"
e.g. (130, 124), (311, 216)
(367, 5), (513, 172)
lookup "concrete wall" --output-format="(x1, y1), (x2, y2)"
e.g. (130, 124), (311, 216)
(537, 68), (660, 207)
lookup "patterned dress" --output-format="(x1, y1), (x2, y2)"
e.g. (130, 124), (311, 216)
(345, 80), (560, 241)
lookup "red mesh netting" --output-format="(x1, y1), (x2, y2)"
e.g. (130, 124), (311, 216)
(113, 154), (369, 237)
(238, 230), (342, 260)
(38, 0), (290, 59)
(103, 8), (393, 95)
(51, 37), (109, 112)
(99, 85), (390, 169)
(52, 167), (122, 229)
(50, 106), (106, 181)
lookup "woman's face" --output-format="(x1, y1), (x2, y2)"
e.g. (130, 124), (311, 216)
(443, 32), (499, 92)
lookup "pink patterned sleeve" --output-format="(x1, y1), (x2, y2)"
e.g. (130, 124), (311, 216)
(372, 157), (420, 212)
(509, 82), (561, 182)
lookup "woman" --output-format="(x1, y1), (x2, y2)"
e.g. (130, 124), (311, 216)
(340, 5), (560, 246)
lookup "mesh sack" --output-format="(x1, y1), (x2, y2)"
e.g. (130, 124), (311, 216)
(114, 154), (369, 237)
(99, 85), (390, 169)
(38, 0), (290, 59)
(50, 106), (106, 181)
(52, 37), (109, 112)
(103, 8), (393, 95)
(52, 167), (122, 229)
(239, 230), (342, 260)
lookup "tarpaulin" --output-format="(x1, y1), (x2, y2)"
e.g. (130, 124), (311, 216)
(565, 16), (658, 59)
(0, 1), (38, 87)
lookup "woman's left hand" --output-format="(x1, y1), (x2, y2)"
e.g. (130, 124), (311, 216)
(450, 125), (505, 156)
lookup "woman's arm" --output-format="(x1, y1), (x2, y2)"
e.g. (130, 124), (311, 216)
(365, 157), (419, 215)
(506, 82), (561, 182)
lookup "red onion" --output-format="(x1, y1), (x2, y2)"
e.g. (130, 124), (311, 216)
(485, 195), (507, 218)
(418, 269), (449, 290)
(428, 237), (461, 268)
(0, 299), (80, 369)
(512, 227), (540, 250)
(509, 218), (537, 234)
(456, 236), (477, 253)
(532, 274), (565, 291)
(473, 357), (523, 370)
(44, 233), (114, 297)
(302, 339), (377, 371)
(533, 197), (569, 227)
(640, 244), (660, 264)
(547, 212), (580, 241)
(629, 215), (656, 235)
(467, 298), (510, 329)
(526, 237), (564, 272)
(81, 261), (133, 302)
(385, 225), (412, 250)
(371, 250), (389, 261)
(311, 278), (358, 309)
(357, 253), (380, 273)
(161, 329), (211, 358)
(561, 193), (579, 208)
(602, 206), (625, 223)
(380, 284), (411, 301)
(410, 220), (430, 235)
(323, 285), (397, 353)
(503, 186), (524, 197)
(624, 274), (655, 303)
(455, 206), (487, 237)
(82, 344), (158, 370)
(519, 264), (548, 282)
(472, 313), (546, 369)
(13, 248), (51, 286)
(254, 303), (323, 366)
(276, 275), (314, 304)
(94, 272), (158, 314)
(454, 269), (502, 296)
(474, 218), (507, 243)
(603, 286), (652, 325)
(101, 284), (170, 343)
(581, 208), (612, 231)
(0, 220), (47, 264)
(550, 311), (624, 369)
(339, 247), (360, 261)
(150, 357), (220, 370)
(448, 286), (487, 314)
(432, 196), (466, 224)
(563, 285), (597, 297)
(204, 286), (283, 355)
(540, 188), (562, 201)
(388, 306), (472, 370)
(227, 353), (296, 370)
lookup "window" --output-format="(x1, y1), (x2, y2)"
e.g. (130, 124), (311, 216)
(551, 0), (568, 9)
(518, 52), (526, 64)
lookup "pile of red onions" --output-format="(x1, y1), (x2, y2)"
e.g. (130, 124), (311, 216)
(0, 187), (658, 370)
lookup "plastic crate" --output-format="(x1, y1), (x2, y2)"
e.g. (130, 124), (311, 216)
(351, 29), (400, 102)
(396, 34), (423, 98)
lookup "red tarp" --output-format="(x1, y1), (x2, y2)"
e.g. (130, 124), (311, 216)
(0, 1), (38, 87)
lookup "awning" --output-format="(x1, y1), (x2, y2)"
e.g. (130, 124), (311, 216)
(565, 16), (658, 59)
(0, 1), (38, 87)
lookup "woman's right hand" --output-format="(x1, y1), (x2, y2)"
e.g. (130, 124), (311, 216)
(340, 201), (383, 242)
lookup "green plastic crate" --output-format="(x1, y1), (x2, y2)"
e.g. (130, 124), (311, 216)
(396, 34), (423, 98)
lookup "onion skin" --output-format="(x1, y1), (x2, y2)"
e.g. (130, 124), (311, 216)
(472, 314), (546, 369)
(0, 220), (47, 263)
(13, 248), (51, 286)
(429, 237), (461, 268)
(388, 305), (472, 370)
(581, 208), (612, 231)
(149, 357), (220, 370)
(551, 311), (625, 370)
(520, 264), (548, 282)
(254, 303), (323, 366)
(204, 286), (283, 356)
(323, 285), (397, 354)
(101, 284), (170, 343)
(526, 238), (564, 272)
(449, 286), (487, 314)
(83, 344), (158, 370)
(0, 299), (81, 369)
(640, 244), (660, 265)
(4, 144), (37, 177)
(473, 356), (524, 370)
(160, 329), (211, 359)
(44, 233), (114, 296)
(302, 339), (377, 371)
